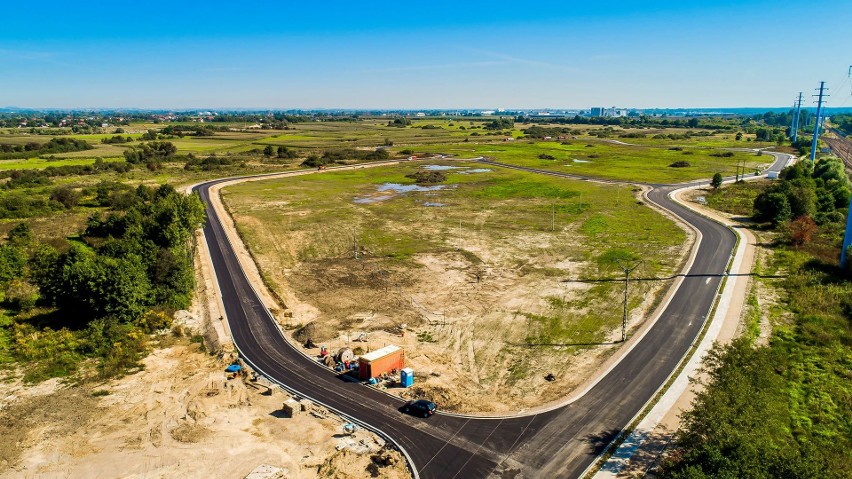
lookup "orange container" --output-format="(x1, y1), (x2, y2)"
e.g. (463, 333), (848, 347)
(358, 345), (404, 380)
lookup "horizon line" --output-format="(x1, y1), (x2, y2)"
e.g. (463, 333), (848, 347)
(2, 105), (842, 112)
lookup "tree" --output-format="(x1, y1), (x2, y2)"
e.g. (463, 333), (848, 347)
(276, 145), (294, 158)
(50, 185), (81, 209)
(7, 222), (32, 246)
(711, 173), (723, 189)
(263, 145), (274, 157)
(140, 129), (159, 141)
(735, 132), (743, 141)
(0, 244), (26, 284)
(787, 215), (817, 246)
(787, 184), (816, 218)
(33, 244), (149, 323)
(754, 191), (792, 225)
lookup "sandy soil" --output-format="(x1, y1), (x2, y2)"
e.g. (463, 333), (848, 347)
(0, 342), (409, 479)
(214, 168), (692, 414)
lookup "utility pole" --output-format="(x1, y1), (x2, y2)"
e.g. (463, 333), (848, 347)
(551, 204), (556, 232)
(791, 92), (803, 143)
(810, 82), (828, 164)
(841, 194), (852, 267)
(838, 70), (852, 268)
(616, 259), (642, 342)
(735, 157), (744, 182)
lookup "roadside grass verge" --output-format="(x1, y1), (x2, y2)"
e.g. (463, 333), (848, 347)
(703, 180), (769, 216)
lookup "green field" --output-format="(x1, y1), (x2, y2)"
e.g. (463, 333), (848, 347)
(0, 156), (125, 171)
(0, 119), (781, 184)
(408, 140), (772, 183)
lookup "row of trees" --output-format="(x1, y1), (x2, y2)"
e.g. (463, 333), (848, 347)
(301, 148), (390, 167)
(484, 118), (514, 130)
(753, 158), (850, 228)
(831, 113), (852, 136)
(262, 145), (299, 158)
(0, 138), (92, 160)
(123, 141), (177, 165)
(662, 159), (851, 477)
(515, 115), (738, 130)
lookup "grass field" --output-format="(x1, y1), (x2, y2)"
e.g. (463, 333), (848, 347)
(0, 120), (780, 183)
(0, 156), (125, 170)
(221, 161), (688, 411)
(408, 140), (772, 183)
(703, 180), (770, 216)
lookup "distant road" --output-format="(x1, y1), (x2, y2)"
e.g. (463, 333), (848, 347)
(193, 152), (789, 478)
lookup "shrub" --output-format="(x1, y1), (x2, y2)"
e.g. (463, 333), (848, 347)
(669, 161), (691, 168)
(50, 185), (81, 209)
(406, 170), (446, 184)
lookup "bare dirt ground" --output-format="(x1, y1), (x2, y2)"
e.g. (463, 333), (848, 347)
(0, 342), (409, 479)
(272, 237), (677, 415)
(217, 171), (692, 414)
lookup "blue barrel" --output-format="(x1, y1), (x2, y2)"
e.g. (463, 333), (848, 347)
(400, 368), (414, 388)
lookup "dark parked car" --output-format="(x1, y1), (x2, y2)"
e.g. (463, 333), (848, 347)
(403, 399), (437, 418)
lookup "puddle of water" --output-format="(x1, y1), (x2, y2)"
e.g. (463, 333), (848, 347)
(422, 165), (466, 171)
(573, 159), (591, 163)
(456, 168), (492, 174)
(377, 183), (448, 193)
(353, 195), (394, 204)
(353, 183), (450, 204)
(422, 202), (447, 207)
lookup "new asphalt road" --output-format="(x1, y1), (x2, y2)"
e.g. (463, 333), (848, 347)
(193, 151), (790, 478)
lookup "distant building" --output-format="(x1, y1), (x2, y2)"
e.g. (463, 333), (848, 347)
(590, 107), (627, 118)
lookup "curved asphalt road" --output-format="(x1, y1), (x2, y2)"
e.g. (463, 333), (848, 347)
(193, 151), (790, 479)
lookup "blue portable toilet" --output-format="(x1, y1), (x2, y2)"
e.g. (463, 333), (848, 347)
(400, 368), (414, 388)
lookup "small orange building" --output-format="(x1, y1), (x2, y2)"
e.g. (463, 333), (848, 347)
(358, 345), (404, 380)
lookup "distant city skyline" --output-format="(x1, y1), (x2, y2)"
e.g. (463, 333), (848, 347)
(3, 1), (851, 109)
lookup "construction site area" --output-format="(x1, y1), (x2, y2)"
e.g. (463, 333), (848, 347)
(0, 337), (410, 479)
(220, 161), (692, 413)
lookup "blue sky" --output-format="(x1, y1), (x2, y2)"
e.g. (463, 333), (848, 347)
(3, 1), (851, 109)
